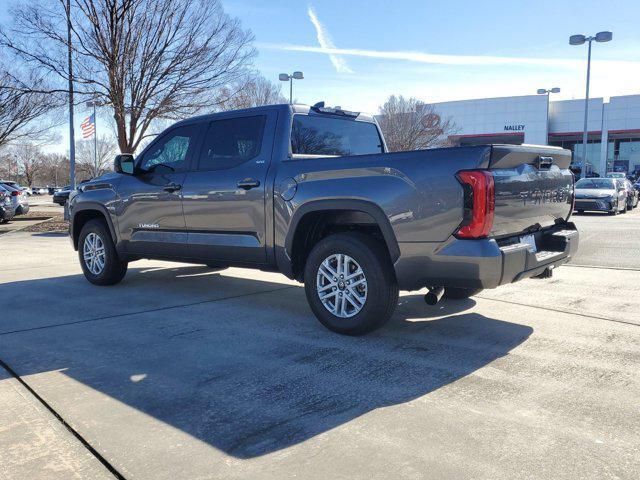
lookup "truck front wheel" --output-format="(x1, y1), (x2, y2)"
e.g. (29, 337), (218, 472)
(303, 233), (399, 335)
(78, 219), (128, 286)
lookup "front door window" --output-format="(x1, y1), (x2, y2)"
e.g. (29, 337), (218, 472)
(139, 126), (196, 173)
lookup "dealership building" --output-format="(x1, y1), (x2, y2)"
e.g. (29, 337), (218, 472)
(430, 94), (640, 176)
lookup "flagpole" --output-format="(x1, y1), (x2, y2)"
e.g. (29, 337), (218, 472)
(87, 100), (100, 177)
(93, 103), (97, 177)
(66, 0), (76, 189)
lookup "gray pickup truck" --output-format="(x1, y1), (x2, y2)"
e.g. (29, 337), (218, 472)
(69, 103), (578, 335)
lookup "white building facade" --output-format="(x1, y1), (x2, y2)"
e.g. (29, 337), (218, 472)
(431, 94), (640, 177)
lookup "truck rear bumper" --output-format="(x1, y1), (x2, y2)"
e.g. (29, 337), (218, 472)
(394, 223), (579, 291)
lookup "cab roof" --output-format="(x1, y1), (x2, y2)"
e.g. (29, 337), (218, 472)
(172, 103), (376, 128)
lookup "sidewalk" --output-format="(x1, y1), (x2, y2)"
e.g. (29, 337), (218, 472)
(0, 366), (115, 480)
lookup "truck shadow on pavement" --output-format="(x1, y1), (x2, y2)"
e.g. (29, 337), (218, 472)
(0, 266), (533, 459)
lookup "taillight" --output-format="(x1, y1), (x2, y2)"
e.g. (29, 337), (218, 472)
(455, 170), (495, 239)
(10, 190), (20, 196)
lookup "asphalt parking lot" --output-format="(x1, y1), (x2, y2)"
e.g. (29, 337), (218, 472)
(1, 210), (639, 479)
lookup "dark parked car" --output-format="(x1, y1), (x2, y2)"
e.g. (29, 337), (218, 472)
(69, 103), (578, 335)
(53, 186), (72, 206)
(0, 187), (16, 223)
(574, 178), (628, 214)
(621, 179), (639, 210)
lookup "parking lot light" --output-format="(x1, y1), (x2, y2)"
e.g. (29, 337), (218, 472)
(279, 71), (304, 104)
(537, 87), (561, 143)
(570, 31), (613, 179)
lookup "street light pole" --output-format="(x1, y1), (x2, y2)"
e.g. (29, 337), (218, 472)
(66, 0), (76, 188)
(279, 71), (304, 104)
(570, 31), (612, 179)
(579, 39), (593, 179)
(537, 87), (561, 144)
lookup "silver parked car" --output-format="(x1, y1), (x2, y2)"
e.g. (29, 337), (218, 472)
(0, 182), (30, 215)
(574, 178), (628, 215)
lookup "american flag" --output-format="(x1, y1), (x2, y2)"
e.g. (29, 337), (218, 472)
(80, 113), (95, 139)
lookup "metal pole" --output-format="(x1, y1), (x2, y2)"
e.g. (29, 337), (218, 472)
(66, 0), (76, 188)
(93, 102), (98, 177)
(580, 39), (593, 179)
(546, 92), (550, 144)
(289, 77), (293, 104)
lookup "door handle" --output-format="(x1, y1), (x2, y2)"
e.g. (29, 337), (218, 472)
(237, 178), (260, 190)
(163, 182), (182, 193)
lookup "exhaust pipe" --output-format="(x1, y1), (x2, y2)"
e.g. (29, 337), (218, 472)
(534, 266), (554, 279)
(424, 286), (445, 305)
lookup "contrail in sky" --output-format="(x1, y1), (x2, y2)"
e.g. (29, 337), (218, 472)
(307, 4), (354, 74)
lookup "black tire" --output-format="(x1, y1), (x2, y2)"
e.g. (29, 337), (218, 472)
(621, 204), (628, 214)
(303, 233), (399, 335)
(443, 287), (483, 299)
(78, 219), (127, 285)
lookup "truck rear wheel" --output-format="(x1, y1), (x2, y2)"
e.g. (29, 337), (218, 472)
(303, 233), (398, 335)
(443, 287), (483, 299)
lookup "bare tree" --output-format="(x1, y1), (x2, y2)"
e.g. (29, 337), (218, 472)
(2, 0), (256, 153)
(75, 135), (117, 179)
(40, 153), (70, 187)
(0, 151), (18, 181)
(214, 74), (287, 111)
(0, 68), (62, 149)
(377, 95), (457, 152)
(6, 144), (46, 187)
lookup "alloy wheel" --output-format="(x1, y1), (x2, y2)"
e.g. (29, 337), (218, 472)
(316, 253), (368, 318)
(83, 232), (106, 275)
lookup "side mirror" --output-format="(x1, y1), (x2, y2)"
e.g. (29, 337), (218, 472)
(114, 154), (135, 174)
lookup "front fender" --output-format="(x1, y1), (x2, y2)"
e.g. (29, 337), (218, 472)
(69, 181), (120, 250)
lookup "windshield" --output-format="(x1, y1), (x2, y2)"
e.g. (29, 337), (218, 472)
(291, 115), (383, 156)
(0, 183), (19, 192)
(575, 178), (615, 189)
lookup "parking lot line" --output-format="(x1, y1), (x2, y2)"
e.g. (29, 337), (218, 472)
(565, 263), (640, 272)
(476, 295), (640, 327)
(0, 284), (295, 337)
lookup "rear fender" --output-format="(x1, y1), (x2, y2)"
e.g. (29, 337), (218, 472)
(278, 199), (400, 278)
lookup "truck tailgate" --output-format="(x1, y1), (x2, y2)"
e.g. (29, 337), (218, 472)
(489, 145), (573, 238)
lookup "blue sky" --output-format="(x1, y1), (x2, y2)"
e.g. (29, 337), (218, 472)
(226, 0), (640, 111)
(1, 0), (639, 152)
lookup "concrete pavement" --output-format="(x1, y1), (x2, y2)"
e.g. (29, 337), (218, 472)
(570, 210), (640, 268)
(0, 212), (639, 479)
(0, 365), (115, 480)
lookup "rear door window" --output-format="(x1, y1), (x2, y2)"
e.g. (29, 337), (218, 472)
(198, 115), (266, 170)
(291, 115), (383, 156)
